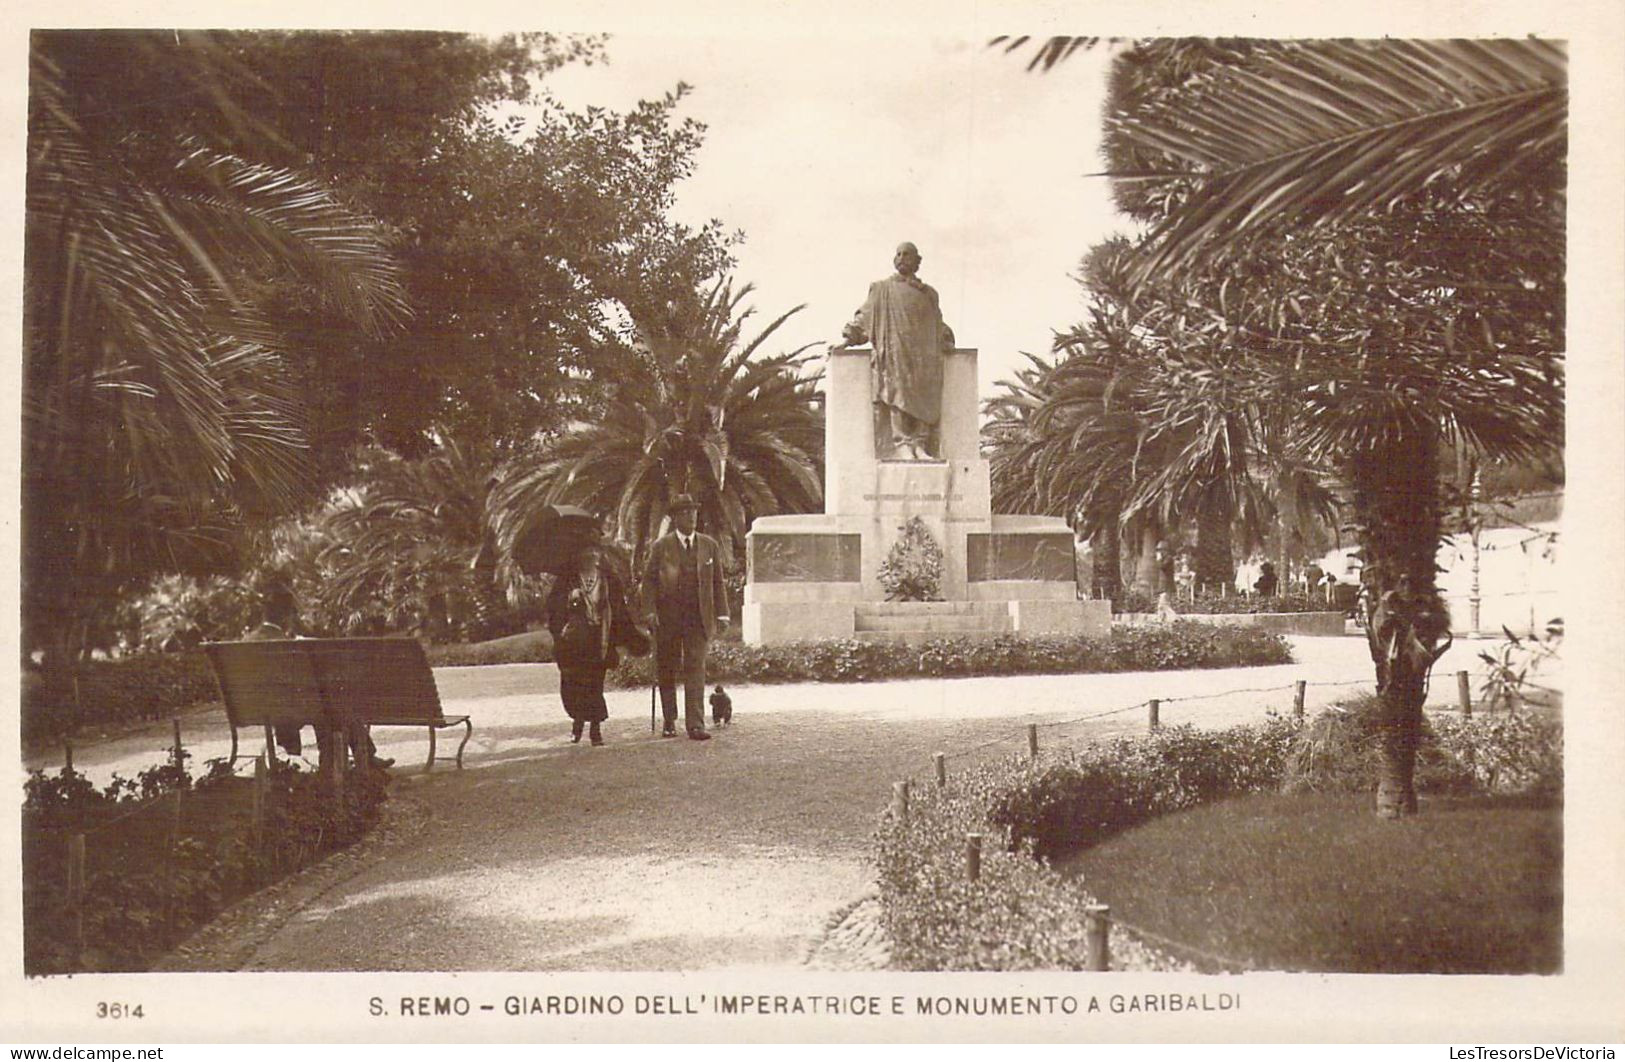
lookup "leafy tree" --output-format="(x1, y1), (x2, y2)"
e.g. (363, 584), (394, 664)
(1093, 39), (1566, 817)
(23, 31), (409, 671)
(492, 280), (824, 568)
(200, 31), (736, 467)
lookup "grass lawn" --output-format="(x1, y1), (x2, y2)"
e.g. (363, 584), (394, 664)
(1060, 791), (1561, 974)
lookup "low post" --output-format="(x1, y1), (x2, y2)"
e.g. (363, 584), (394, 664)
(934, 753), (946, 789)
(1084, 904), (1111, 971)
(166, 789), (183, 927)
(67, 833), (86, 959)
(63, 740), (73, 773)
(1293, 680), (1307, 720)
(1457, 670), (1473, 718)
(251, 754), (268, 848)
(1027, 723), (1039, 762)
(891, 780), (910, 823)
(966, 833), (983, 882)
(172, 717), (184, 769)
(1148, 699), (1160, 730)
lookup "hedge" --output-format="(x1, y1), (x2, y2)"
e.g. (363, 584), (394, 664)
(424, 629), (554, 668)
(877, 704), (1562, 971)
(606, 622), (1292, 689)
(23, 623), (1291, 742)
(23, 653), (220, 743)
(1118, 589), (1339, 615)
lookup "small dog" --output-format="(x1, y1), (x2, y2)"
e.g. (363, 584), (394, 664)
(709, 684), (734, 727)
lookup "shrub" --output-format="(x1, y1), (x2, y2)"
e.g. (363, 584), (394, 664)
(877, 703), (1561, 970)
(23, 653), (220, 743)
(875, 757), (1104, 970)
(1282, 695), (1563, 797)
(877, 718), (1297, 970)
(425, 629), (554, 667)
(1119, 589), (1337, 615)
(606, 622), (1291, 689)
(1477, 618), (1563, 710)
(986, 721), (1301, 862)
(23, 757), (387, 974)
(1425, 711), (1563, 797)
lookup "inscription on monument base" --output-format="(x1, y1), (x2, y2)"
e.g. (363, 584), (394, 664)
(966, 532), (1076, 583)
(749, 533), (863, 583)
(862, 493), (963, 502)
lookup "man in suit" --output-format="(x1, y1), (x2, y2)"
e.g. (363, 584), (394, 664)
(642, 494), (730, 741)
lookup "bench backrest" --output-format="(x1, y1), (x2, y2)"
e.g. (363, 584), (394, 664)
(305, 638), (445, 725)
(204, 639), (335, 729)
(203, 637), (445, 729)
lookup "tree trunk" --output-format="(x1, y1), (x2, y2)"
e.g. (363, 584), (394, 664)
(1090, 527), (1122, 604)
(1349, 429), (1448, 819)
(1193, 504), (1235, 590)
(1131, 523), (1161, 597)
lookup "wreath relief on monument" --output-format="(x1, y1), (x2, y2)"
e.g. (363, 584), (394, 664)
(878, 516), (945, 602)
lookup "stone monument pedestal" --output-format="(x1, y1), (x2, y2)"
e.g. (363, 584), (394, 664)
(743, 345), (1109, 644)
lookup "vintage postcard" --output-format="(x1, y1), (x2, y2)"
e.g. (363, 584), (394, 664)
(2, 0), (1622, 1045)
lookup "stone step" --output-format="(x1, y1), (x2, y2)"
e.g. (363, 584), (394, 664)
(854, 613), (1012, 634)
(854, 600), (1006, 617)
(852, 629), (1012, 645)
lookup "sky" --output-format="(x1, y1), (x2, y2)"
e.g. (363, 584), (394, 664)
(533, 33), (1130, 400)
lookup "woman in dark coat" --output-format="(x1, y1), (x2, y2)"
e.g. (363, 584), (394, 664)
(544, 538), (647, 745)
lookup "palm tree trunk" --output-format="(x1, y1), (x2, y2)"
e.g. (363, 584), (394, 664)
(1349, 429), (1447, 819)
(1193, 504), (1235, 590)
(1131, 523), (1161, 597)
(1090, 527), (1122, 604)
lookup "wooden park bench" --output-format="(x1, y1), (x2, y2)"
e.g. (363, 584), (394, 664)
(202, 637), (473, 771)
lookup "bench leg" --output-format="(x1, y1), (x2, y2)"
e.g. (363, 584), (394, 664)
(455, 719), (472, 769)
(427, 726), (437, 772)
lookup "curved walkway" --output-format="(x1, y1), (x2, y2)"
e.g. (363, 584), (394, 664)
(32, 635), (1524, 972)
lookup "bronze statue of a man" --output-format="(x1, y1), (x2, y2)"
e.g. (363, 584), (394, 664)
(836, 241), (955, 460)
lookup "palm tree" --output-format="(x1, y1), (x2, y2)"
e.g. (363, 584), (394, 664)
(23, 32), (410, 671)
(997, 36), (1565, 278)
(1094, 38), (1566, 817)
(492, 279), (825, 571)
(311, 440), (515, 641)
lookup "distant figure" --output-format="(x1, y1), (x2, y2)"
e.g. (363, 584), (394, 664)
(836, 241), (956, 460)
(709, 685), (733, 727)
(1305, 561), (1325, 595)
(1254, 561), (1279, 598)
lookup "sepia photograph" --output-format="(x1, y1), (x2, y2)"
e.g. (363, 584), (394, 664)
(4, 0), (1622, 1045)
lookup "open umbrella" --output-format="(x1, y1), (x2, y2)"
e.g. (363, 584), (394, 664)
(510, 504), (603, 577)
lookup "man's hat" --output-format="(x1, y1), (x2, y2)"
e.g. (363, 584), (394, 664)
(669, 493), (699, 513)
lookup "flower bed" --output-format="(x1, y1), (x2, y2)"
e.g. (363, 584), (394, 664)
(23, 756), (388, 974)
(605, 622), (1292, 689)
(876, 703), (1562, 970)
(1115, 611), (1347, 636)
(1116, 590), (1336, 615)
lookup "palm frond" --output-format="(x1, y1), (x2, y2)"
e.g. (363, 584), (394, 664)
(1108, 39), (1566, 280)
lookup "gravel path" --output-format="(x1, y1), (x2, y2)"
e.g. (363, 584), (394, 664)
(40, 634), (1530, 973)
